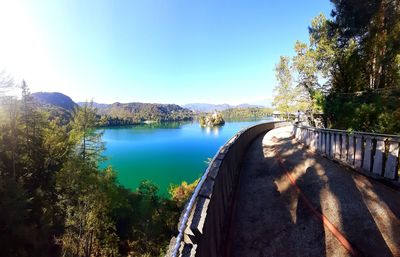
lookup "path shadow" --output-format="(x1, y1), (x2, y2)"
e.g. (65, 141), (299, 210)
(277, 131), (396, 257)
(227, 128), (399, 257)
(227, 133), (326, 257)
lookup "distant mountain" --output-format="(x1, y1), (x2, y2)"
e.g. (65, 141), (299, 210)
(235, 103), (263, 109)
(32, 92), (77, 111)
(184, 103), (263, 113)
(77, 102), (109, 109)
(183, 103), (231, 112)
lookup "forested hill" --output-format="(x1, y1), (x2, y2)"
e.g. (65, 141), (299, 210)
(95, 102), (193, 125)
(32, 92), (194, 125)
(32, 92), (77, 111)
(32, 92), (77, 124)
(221, 107), (273, 120)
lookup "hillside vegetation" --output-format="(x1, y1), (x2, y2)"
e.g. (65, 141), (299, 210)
(221, 107), (273, 121)
(96, 102), (193, 125)
(32, 94), (194, 125)
(199, 112), (225, 127)
(32, 92), (77, 111)
(272, 0), (400, 133)
(0, 80), (198, 257)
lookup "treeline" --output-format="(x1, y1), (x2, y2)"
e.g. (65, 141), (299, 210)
(0, 76), (197, 256)
(97, 115), (192, 127)
(273, 0), (400, 133)
(221, 107), (273, 121)
(96, 102), (193, 126)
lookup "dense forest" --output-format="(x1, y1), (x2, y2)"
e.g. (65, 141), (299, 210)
(33, 93), (194, 126)
(273, 0), (400, 134)
(0, 76), (199, 257)
(221, 107), (273, 121)
(96, 102), (194, 126)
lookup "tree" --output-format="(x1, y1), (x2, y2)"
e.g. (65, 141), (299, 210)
(69, 102), (104, 164)
(277, 3), (400, 132)
(330, 0), (400, 89)
(272, 56), (297, 119)
(0, 76), (198, 257)
(169, 179), (199, 208)
(56, 159), (119, 257)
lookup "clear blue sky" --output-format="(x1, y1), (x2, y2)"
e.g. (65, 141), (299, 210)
(0, 0), (332, 105)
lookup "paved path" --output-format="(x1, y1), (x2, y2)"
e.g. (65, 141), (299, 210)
(227, 126), (400, 257)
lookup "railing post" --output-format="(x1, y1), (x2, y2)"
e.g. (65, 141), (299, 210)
(314, 130), (319, 151)
(296, 126), (301, 139)
(347, 134), (355, 166)
(354, 134), (363, 168)
(384, 139), (400, 180)
(330, 132), (335, 159)
(321, 130), (325, 153)
(310, 129), (315, 149)
(334, 132), (341, 159)
(292, 126), (400, 182)
(363, 136), (373, 172)
(299, 127), (303, 141)
(322, 131), (328, 154)
(372, 137), (385, 175)
(341, 132), (347, 162)
(304, 128), (309, 146)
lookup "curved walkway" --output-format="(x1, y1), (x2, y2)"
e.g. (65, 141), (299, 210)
(227, 126), (400, 257)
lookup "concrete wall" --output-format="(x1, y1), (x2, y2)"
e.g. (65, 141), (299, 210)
(167, 121), (289, 257)
(292, 124), (400, 182)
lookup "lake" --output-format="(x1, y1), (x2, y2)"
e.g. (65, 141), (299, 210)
(101, 118), (272, 195)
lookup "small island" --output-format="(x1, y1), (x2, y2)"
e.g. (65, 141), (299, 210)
(199, 111), (225, 127)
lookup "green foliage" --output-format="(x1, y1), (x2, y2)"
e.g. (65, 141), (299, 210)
(199, 116), (206, 126)
(273, 56), (314, 120)
(322, 0), (400, 132)
(199, 112), (225, 127)
(0, 79), (195, 257)
(273, 56), (296, 118)
(220, 107), (273, 121)
(96, 102), (193, 126)
(324, 89), (400, 133)
(169, 179), (199, 208)
(274, 2), (400, 132)
(70, 102), (105, 163)
(56, 158), (120, 257)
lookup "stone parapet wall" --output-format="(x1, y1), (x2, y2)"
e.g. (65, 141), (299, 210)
(167, 121), (290, 257)
(292, 124), (400, 182)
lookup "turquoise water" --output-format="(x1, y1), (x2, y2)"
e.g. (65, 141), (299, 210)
(101, 119), (272, 194)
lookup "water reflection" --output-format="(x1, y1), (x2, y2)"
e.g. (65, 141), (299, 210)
(200, 125), (223, 136)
